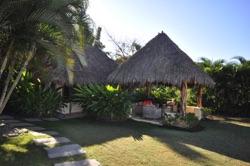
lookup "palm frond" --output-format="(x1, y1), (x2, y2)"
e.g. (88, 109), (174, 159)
(72, 44), (87, 68)
(33, 38), (69, 72)
(231, 56), (246, 64)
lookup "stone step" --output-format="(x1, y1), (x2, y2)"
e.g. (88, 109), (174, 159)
(132, 117), (162, 125)
(60, 113), (83, 120)
(33, 137), (71, 146)
(0, 119), (22, 123)
(0, 115), (14, 120)
(45, 144), (86, 159)
(24, 118), (42, 122)
(54, 159), (101, 166)
(22, 126), (45, 131)
(30, 131), (59, 136)
(42, 118), (59, 121)
(9, 122), (34, 127)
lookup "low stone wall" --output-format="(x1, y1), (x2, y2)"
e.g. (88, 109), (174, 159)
(62, 103), (83, 114)
(186, 106), (203, 120)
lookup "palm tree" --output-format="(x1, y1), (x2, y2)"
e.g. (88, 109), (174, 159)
(230, 56), (248, 65)
(197, 57), (226, 74)
(0, 0), (89, 114)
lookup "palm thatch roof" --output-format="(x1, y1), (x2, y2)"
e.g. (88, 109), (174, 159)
(52, 45), (117, 85)
(108, 32), (214, 87)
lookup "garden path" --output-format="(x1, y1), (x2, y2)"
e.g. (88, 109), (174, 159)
(0, 114), (101, 166)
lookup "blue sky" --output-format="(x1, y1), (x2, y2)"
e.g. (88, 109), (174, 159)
(88, 0), (250, 61)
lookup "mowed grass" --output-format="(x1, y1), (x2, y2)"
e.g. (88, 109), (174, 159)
(0, 115), (250, 166)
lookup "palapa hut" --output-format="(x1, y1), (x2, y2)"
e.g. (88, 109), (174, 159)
(49, 45), (117, 114)
(108, 31), (214, 114)
(51, 45), (117, 85)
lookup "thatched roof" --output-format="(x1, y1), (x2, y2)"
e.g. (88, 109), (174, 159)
(108, 32), (214, 87)
(52, 45), (117, 85)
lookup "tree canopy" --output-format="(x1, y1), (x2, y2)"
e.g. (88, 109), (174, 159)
(0, 0), (91, 113)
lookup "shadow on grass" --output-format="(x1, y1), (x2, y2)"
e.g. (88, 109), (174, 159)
(210, 114), (250, 124)
(0, 136), (48, 166)
(0, 134), (87, 166)
(35, 116), (250, 163)
(157, 120), (250, 163)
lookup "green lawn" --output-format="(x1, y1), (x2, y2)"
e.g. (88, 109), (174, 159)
(1, 115), (250, 166)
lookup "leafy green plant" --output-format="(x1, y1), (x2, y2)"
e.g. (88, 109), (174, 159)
(10, 72), (66, 117)
(201, 107), (214, 118)
(186, 86), (198, 106)
(184, 113), (200, 127)
(74, 84), (132, 121)
(132, 86), (179, 106)
(151, 86), (179, 106)
(163, 113), (200, 128)
(12, 85), (66, 117)
(131, 88), (148, 103)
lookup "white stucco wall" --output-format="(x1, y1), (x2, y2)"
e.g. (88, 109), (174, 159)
(62, 103), (83, 114)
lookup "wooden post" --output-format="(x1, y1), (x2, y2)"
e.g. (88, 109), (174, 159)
(197, 85), (203, 107)
(68, 85), (73, 114)
(118, 84), (121, 91)
(180, 81), (187, 114)
(145, 81), (150, 98)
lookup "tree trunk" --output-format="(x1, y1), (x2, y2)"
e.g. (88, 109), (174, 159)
(0, 43), (36, 114)
(0, 54), (17, 109)
(180, 81), (187, 114)
(118, 84), (121, 91)
(146, 81), (150, 98)
(0, 40), (14, 79)
(197, 85), (203, 107)
(68, 86), (73, 114)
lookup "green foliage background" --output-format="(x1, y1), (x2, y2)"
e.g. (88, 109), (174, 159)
(198, 57), (250, 117)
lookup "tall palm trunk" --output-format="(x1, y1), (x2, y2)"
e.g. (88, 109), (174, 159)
(0, 40), (14, 79)
(197, 85), (203, 107)
(0, 52), (17, 111)
(0, 43), (36, 114)
(180, 81), (187, 114)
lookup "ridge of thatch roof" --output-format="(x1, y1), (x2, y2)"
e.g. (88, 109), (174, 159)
(52, 45), (118, 85)
(107, 32), (214, 87)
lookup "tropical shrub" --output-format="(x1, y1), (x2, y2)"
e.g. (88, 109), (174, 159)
(151, 86), (179, 106)
(74, 84), (132, 121)
(132, 86), (179, 106)
(10, 72), (66, 117)
(131, 88), (149, 103)
(186, 86), (198, 106)
(163, 113), (200, 128)
(199, 57), (250, 117)
(201, 107), (214, 119)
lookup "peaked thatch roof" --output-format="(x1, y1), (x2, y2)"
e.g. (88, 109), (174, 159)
(108, 32), (214, 87)
(52, 45), (118, 85)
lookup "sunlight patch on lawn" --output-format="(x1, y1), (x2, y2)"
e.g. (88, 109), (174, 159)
(0, 144), (28, 153)
(85, 135), (182, 165)
(211, 115), (250, 127)
(225, 121), (250, 127)
(181, 143), (250, 166)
